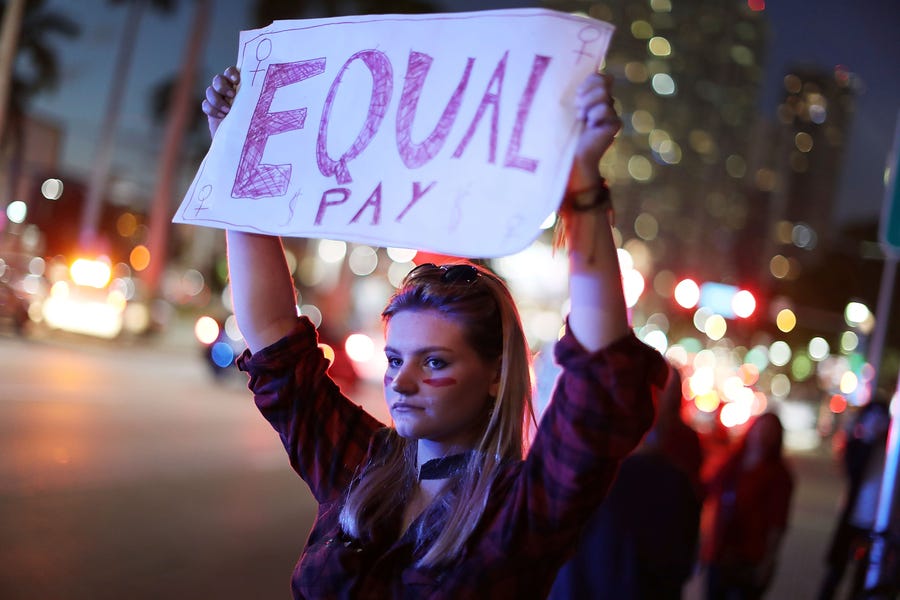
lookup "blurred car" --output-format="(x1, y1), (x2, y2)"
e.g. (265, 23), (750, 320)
(42, 257), (127, 339)
(0, 279), (30, 334)
(194, 312), (360, 392)
(194, 314), (246, 381)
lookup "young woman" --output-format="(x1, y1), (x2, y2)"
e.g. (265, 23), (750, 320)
(203, 66), (667, 598)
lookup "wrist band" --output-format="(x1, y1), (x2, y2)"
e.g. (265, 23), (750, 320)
(565, 179), (611, 212)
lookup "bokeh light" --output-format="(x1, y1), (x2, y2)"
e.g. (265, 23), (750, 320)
(117, 212), (138, 237)
(386, 247), (416, 263)
(194, 316), (220, 345)
(732, 290), (756, 318)
(829, 394), (847, 413)
(704, 314), (727, 340)
(622, 269), (645, 308)
(318, 239), (347, 263)
(651, 73), (676, 96)
(674, 278), (700, 309)
(738, 363), (760, 386)
(41, 178), (64, 200)
(844, 301), (870, 326)
(6, 200), (27, 223)
(348, 245), (378, 276)
(769, 341), (792, 367)
(695, 391), (720, 413)
(720, 401), (751, 428)
(808, 337), (830, 361)
(345, 333), (375, 363)
(70, 258), (111, 288)
(840, 331), (859, 353)
(627, 155), (654, 181)
(648, 36), (671, 56)
(839, 371), (858, 394)
(776, 308), (797, 332)
(770, 373), (791, 397)
(130, 245), (151, 272)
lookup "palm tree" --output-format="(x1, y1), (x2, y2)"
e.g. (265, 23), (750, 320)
(143, 0), (211, 297)
(78, 0), (175, 252)
(0, 0), (78, 203)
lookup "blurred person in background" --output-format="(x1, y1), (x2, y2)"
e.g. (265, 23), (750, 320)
(817, 400), (892, 600)
(202, 66), (667, 598)
(548, 365), (704, 599)
(700, 412), (794, 600)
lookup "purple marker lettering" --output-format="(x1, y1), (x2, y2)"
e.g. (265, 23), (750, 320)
(396, 52), (475, 169)
(317, 50), (393, 185)
(451, 51), (509, 163)
(396, 181), (436, 222)
(504, 55), (551, 173)
(315, 188), (351, 225)
(349, 182), (383, 225)
(232, 59), (326, 199)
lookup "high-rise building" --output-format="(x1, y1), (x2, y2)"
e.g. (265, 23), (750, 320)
(761, 65), (856, 282)
(545, 0), (769, 326)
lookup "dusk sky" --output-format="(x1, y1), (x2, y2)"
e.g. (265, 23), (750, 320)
(27, 0), (900, 230)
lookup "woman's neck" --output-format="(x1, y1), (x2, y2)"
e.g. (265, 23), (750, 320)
(401, 479), (448, 536)
(416, 439), (473, 471)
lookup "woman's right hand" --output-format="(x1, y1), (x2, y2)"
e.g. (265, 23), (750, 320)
(202, 66), (240, 139)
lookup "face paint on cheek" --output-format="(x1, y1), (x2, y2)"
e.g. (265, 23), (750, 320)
(384, 375), (394, 387)
(423, 377), (457, 388)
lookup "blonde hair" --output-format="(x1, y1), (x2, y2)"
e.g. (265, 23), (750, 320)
(338, 262), (535, 566)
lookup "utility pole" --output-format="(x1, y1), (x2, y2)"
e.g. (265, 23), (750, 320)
(863, 110), (900, 599)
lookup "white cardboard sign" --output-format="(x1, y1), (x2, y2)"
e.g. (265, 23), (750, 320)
(173, 8), (613, 257)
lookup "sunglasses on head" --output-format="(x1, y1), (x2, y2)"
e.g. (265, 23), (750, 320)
(409, 262), (481, 284)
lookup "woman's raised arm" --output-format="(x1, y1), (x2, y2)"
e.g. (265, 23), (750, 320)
(561, 73), (630, 353)
(203, 67), (299, 353)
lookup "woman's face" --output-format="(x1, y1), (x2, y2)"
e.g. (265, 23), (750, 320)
(384, 309), (499, 457)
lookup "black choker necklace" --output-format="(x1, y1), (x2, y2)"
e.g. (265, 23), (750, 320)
(419, 452), (471, 480)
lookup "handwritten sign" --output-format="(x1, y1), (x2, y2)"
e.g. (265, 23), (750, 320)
(173, 9), (613, 257)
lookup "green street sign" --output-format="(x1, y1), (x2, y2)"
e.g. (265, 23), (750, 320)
(880, 113), (900, 254)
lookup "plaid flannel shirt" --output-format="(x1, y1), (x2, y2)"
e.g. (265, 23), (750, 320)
(238, 316), (666, 599)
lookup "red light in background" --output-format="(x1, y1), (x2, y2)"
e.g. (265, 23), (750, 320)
(829, 394), (848, 414)
(748, 0), (765, 11)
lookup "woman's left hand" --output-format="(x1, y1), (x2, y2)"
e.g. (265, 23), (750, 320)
(570, 73), (621, 192)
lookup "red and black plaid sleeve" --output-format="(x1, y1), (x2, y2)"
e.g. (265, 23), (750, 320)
(237, 316), (385, 503)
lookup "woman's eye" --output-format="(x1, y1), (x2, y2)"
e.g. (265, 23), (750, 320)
(426, 357), (448, 370)
(386, 356), (402, 368)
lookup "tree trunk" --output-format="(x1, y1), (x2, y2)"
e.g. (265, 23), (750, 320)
(0, 0), (26, 147)
(79, 0), (148, 252)
(143, 0), (212, 298)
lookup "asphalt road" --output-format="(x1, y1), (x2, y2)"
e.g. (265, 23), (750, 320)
(0, 327), (319, 599)
(0, 324), (849, 599)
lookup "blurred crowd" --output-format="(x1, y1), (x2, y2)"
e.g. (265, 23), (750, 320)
(544, 360), (897, 600)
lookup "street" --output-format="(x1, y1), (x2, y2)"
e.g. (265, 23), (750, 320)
(0, 325), (846, 599)
(0, 327), (320, 600)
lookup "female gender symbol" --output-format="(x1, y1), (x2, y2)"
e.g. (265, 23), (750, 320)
(192, 184), (213, 218)
(573, 27), (602, 64)
(250, 38), (273, 85)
